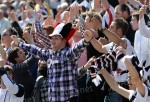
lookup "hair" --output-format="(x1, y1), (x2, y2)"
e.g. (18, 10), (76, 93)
(86, 10), (102, 23)
(113, 18), (129, 36)
(43, 25), (54, 36)
(2, 28), (18, 36)
(116, 4), (130, 16)
(38, 61), (47, 78)
(132, 11), (149, 25)
(7, 47), (20, 64)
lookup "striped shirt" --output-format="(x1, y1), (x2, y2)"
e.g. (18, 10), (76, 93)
(18, 39), (89, 101)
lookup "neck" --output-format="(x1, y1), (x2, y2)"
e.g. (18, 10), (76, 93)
(4, 43), (11, 49)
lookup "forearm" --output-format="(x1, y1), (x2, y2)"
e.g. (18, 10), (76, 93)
(102, 29), (125, 46)
(101, 0), (110, 9)
(100, 68), (130, 99)
(67, 39), (89, 60)
(125, 58), (145, 96)
(93, 0), (101, 11)
(18, 42), (48, 59)
(90, 37), (107, 53)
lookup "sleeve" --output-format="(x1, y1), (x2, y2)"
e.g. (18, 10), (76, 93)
(31, 31), (45, 48)
(14, 55), (38, 70)
(35, 20), (51, 48)
(2, 74), (24, 97)
(18, 42), (50, 60)
(66, 39), (89, 61)
(139, 16), (150, 38)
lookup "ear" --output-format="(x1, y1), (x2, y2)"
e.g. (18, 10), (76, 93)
(117, 28), (123, 37)
(14, 57), (19, 63)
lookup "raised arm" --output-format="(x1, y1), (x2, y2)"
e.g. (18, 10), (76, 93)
(90, 38), (107, 53)
(125, 58), (145, 97)
(11, 35), (49, 60)
(139, 5), (150, 38)
(100, 68), (132, 99)
(92, 17), (125, 48)
(67, 30), (91, 60)
(78, 56), (95, 78)
(1, 71), (24, 97)
(0, 59), (24, 97)
(101, 0), (110, 10)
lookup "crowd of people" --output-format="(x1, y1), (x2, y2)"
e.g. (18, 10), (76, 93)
(0, 0), (150, 102)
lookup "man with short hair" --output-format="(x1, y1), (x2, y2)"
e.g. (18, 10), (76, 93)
(11, 22), (93, 102)
(7, 47), (38, 101)
(114, 4), (136, 46)
(90, 17), (135, 102)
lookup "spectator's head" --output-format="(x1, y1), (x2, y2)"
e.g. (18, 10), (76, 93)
(85, 10), (102, 28)
(38, 60), (47, 78)
(115, 4), (130, 19)
(8, 47), (26, 64)
(109, 18), (128, 37)
(43, 25), (54, 37)
(57, 2), (69, 14)
(2, 0), (10, 7)
(1, 28), (17, 46)
(60, 2), (69, 13)
(18, 1), (26, 11)
(138, 0), (148, 4)
(49, 23), (73, 50)
(1, 28), (18, 48)
(130, 12), (149, 31)
(23, 26), (31, 40)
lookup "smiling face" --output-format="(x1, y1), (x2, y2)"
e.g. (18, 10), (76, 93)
(15, 49), (26, 63)
(49, 35), (66, 51)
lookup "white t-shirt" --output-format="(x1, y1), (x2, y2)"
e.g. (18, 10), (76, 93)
(134, 30), (150, 67)
(129, 84), (150, 102)
(0, 88), (24, 102)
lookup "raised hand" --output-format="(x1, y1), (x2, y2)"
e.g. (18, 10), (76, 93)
(84, 30), (93, 42)
(43, 16), (54, 26)
(11, 35), (19, 45)
(91, 16), (102, 30)
(26, 7), (38, 20)
(139, 5), (148, 19)
(8, 11), (18, 22)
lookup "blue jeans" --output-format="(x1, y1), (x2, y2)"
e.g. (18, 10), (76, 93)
(104, 91), (123, 102)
